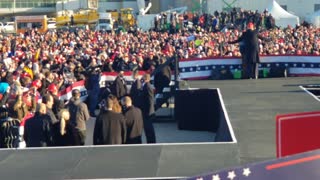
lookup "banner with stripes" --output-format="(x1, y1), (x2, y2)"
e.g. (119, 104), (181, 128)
(186, 149), (320, 180)
(179, 55), (320, 79)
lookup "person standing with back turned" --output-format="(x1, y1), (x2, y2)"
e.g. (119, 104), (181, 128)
(67, 89), (90, 145)
(228, 22), (265, 79)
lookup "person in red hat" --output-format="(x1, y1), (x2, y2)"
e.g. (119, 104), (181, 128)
(46, 83), (65, 119)
(228, 22), (267, 79)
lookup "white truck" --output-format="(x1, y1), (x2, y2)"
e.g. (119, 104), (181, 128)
(95, 12), (113, 32)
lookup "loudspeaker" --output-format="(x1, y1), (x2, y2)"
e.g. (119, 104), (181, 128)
(269, 67), (286, 77)
(174, 89), (220, 132)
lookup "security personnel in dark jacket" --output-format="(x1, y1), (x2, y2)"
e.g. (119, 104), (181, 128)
(129, 70), (142, 107)
(121, 96), (143, 144)
(93, 97), (126, 145)
(112, 71), (127, 99)
(139, 73), (156, 143)
(24, 103), (52, 147)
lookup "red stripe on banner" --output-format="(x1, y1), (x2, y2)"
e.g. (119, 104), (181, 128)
(58, 80), (85, 96)
(101, 71), (146, 76)
(266, 155), (320, 170)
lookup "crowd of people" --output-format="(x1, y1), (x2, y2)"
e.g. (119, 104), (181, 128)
(0, 8), (319, 148)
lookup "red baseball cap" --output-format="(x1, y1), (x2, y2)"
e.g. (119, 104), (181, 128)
(247, 22), (254, 29)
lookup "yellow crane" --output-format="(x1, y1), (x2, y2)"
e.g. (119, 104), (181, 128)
(106, 8), (136, 29)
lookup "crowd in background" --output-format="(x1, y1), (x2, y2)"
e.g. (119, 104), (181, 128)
(0, 8), (319, 148)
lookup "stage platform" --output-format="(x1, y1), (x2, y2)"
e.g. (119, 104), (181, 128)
(0, 77), (319, 180)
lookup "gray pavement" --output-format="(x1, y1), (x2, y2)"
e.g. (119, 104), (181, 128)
(85, 115), (216, 145)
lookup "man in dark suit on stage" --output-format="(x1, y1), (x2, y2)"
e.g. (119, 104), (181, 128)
(93, 97), (127, 145)
(229, 22), (264, 79)
(139, 73), (156, 143)
(121, 96), (144, 144)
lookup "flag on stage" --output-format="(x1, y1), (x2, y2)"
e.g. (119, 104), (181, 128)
(186, 149), (320, 180)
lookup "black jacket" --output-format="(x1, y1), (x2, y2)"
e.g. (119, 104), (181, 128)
(140, 82), (155, 117)
(113, 76), (127, 99)
(24, 113), (52, 147)
(55, 122), (80, 146)
(93, 109), (126, 145)
(229, 29), (263, 63)
(129, 79), (142, 107)
(154, 64), (171, 93)
(52, 94), (65, 118)
(123, 106), (144, 141)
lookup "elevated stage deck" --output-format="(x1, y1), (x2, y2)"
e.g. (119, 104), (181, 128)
(0, 77), (319, 180)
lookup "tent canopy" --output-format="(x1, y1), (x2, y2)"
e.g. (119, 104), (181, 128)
(267, 0), (300, 28)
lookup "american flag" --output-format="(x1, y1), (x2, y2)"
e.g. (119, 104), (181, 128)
(179, 55), (320, 79)
(57, 71), (146, 102)
(186, 149), (320, 180)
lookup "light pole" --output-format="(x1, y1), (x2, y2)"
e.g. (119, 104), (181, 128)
(13, 0), (16, 15)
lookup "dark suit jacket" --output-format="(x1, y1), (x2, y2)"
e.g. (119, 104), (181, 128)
(154, 64), (171, 93)
(93, 109), (126, 145)
(140, 82), (155, 117)
(54, 123), (80, 146)
(230, 29), (262, 64)
(52, 94), (65, 118)
(113, 76), (128, 99)
(24, 113), (52, 147)
(129, 79), (141, 107)
(123, 106), (144, 140)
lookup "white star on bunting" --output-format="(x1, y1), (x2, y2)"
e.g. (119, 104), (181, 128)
(212, 66), (216, 69)
(190, 68), (193, 71)
(212, 174), (220, 180)
(243, 168), (251, 177)
(227, 171), (236, 180)
(205, 66), (209, 70)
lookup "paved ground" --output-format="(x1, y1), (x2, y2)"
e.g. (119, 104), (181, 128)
(85, 111), (215, 145)
(188, 77), (320, 164)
